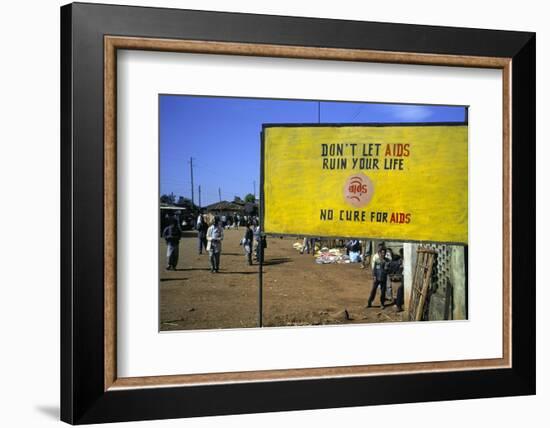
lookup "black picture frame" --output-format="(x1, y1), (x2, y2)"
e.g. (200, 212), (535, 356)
(61, 2), (535, 424)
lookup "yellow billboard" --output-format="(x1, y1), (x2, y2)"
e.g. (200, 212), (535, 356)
(262, 124), (468, 244)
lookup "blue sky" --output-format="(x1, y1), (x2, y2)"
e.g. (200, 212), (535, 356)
(160, 95), (466, 206)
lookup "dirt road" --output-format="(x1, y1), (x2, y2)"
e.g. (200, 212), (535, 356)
(160, 229), (404, 331)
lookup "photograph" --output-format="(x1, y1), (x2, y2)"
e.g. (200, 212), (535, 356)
(159, 95), (468, 331)
(55, 1), (537, 424)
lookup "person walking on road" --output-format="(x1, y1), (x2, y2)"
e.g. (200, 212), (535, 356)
(196, 214), (208, 255)
(206, 217), (224, 273)
(367, 248), (390, 309)
(253, 223), (266, 264)
(241, 223), (254, 265)
(162, 215), (182, 270)
(300, 237), (315, 255)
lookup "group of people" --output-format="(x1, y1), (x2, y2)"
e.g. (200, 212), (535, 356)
(240, 222), (266, 265)
(162, 213), (224, 273)
(196, 214), (225, 272)
(298, 237), (405, 312)
(163, 214), (404, 311)
(163, 213), (266, 274)
(218, 213), (259, 230)
(367, 243), (405, 312)
(218, 214), (240, 230)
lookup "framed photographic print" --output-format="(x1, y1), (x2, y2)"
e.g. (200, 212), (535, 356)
(60, 2), (535, 424)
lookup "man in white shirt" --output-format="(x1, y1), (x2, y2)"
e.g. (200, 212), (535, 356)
(206, 218), (224, 273)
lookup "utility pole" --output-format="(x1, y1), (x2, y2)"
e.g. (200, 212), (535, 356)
(198, 185), (201, 209)
(253, 180), (256, 199)
(189, 157), (195, 207)
(218, 187), (222, 202)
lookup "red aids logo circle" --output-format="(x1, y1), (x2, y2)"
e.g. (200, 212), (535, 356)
(344, 173), (374, 208)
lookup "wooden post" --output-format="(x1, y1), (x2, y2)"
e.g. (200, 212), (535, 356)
(258, 234), (264, 327)
(415, 251), (436, 321)
(408, 247), (437, 321)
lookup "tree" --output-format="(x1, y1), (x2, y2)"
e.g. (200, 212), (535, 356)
(233, 196), (244, 204)
(177, 196), (191, 206)
(176, 196), (197, 211)
(244, 193), (256, 203)
(160, 193), (176, 204)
